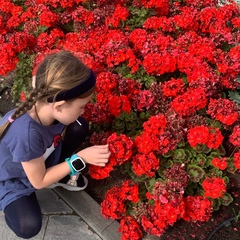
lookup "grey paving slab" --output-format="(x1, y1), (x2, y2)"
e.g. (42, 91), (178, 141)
(54, 188), (121, 240)
(36, 189), (73, 215)
(44, 215), (102, 240)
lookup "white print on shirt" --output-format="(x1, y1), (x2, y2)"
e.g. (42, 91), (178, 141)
(43, 134), (62, 160)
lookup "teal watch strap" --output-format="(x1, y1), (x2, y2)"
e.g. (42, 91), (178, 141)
(65, 154), (86, 176)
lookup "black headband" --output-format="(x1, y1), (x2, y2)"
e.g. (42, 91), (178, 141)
(47, 69), (96, 102)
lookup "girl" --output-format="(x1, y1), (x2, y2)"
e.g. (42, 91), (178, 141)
(0, 51), (110, 238)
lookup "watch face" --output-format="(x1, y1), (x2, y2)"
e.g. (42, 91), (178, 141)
(72, 158), (85, 171)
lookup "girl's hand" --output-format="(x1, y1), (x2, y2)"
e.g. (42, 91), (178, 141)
(77, 144), (111, 167)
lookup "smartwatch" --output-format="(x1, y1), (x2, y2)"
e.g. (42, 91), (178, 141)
(66, 154), (86, 175)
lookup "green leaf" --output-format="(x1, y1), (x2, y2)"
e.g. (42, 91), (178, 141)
(187, 165), (205, 182)
(220, 193), (233, 206)
(228, 91), (240, 105)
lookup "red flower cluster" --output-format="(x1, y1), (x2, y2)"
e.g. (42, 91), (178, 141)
(229, 125), (240, 147)
(207, 98), (238, 125)
(132, 152), (159, 177)
(38, 5), (59, 28)
(140, 201), (185, 236)
(162, 78), (185, 97)
(187, 125), (223, 149)
(183, 196), (213, 222)
(101, 180), (139, 219)
(89, 133), (133, 179)
(107, 132), (133, 165)
(119, 216), (143, 240)
(202, 177), (226, 199)
(143, 53), (176, 75)
(212, 157), (228, 170)
(89, 155), (117, 180)
(171, 88), (208, 116)
(105, 4), (129, 28)
(233, 151), (240, 170)
(135, 115), (169, 154)
(131, 90), (155, 112)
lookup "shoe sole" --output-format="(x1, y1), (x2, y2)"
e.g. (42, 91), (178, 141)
(48, 176), (88, 191)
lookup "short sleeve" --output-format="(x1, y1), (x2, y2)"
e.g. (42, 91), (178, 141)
(7, 124), (45, 163)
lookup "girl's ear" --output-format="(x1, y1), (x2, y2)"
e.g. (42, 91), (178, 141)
(53, 100), (66, 112)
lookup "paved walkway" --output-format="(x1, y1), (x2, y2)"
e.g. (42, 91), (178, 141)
(0, 188), (121, 240)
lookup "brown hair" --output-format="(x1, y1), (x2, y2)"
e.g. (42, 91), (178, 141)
(0, 50), (94, 139)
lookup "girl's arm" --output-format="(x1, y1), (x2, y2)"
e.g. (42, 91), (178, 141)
(22, 157), (70, 189)
(22, 144), (110, 189)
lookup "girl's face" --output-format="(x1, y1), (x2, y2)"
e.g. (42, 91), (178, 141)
(55, 94), (93, 125)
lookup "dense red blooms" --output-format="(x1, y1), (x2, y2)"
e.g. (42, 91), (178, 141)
(187, 125), (223, 149)
(171, 88), (207, 116)
(119, 216), (143, 240)
(143, 53), (177, 75)
(212, 157), (228, 170)
(207, 98), (238, 125)
(135, 115), (168, 154)
(107, 133), (133, 165)
(101, 180), (139, 219)
(233, 151), (240, 170)
(132, 152), (159, 177)
(162, 78), (185, 97)
(229, 125), (240, 147)
(105, 4), (129, 28)
(202, 177), (226, 199)
(183, 196), (213, 222)
(89, 156), (117, 180)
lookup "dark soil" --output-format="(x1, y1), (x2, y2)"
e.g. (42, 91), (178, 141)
(1, 78), (240, 240)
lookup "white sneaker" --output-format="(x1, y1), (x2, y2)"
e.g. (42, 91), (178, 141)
(48, 173), (88, 191)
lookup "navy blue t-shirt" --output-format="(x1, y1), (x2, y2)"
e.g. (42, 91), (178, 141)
(0, 109), (65, 210)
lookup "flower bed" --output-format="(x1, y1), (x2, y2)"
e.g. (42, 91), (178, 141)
(0, 0), (240, 239)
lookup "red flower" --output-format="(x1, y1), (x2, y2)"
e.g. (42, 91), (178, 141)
(229, 125), (240, 147)
(107, 133), (133, 164)
(105, 4), (129, 28)
(20, 91), (26, 102)
(108, 94), (131, 117)
(202, 177), (226, 199)
(162, 78), (185, 97)
(212, 157), (228, 171)
(132, 152), (160, 177)
(187, 125), (210, 147)
(233, 152), (240, 170)
(131, 90), (155, 111)
(207, 98), (238, 126)
(143, 53), (176, 75)
(171, 88), (207, 117)
(101, 186), (127, 219)
(101, 180), (139, 219)
(88, 156), (117, 180)
(207, 127), (224, 149)
(183, 196), (213, 222)
(119, 216), (143, 240)
(187, 125), (223, 149)
(38, 7), (59, 28)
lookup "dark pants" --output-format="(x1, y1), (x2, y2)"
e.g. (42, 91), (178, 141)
(4, 117), (89, 239)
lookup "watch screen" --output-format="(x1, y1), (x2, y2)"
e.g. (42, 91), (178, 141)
(72, 159), (85, 171)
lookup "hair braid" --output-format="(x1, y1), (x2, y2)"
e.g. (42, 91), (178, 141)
(0, 87), (46, 140)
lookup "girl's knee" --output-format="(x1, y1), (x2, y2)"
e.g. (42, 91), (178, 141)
(15, 218), (42, 239)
